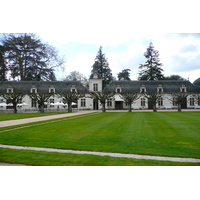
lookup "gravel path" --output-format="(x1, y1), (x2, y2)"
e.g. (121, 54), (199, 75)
(1, 144), (200, 163)
(0, 162), (27, 166)
(0, 111), (98, 128)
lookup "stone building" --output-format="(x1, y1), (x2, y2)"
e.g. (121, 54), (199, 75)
(0, 69), (200, 112)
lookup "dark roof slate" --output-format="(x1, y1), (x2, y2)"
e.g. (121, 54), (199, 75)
(0, 81), (88, 94)
(193, 78), (200, 86)
(103, 80), (200, 93)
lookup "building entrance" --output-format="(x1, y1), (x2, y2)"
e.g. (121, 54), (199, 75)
(181, 97), (187, 109)
(115, 101), (123, 110)
(93, 99), (99, 110)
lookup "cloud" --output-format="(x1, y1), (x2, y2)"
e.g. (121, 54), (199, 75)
(180, 44), (199, 53)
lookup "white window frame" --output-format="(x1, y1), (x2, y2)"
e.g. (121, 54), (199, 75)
(31, 87), (37, 94)
(31, 99), (37, 107)
(81, 98), (86, 107)
(7, 87), (13, 93)
(107, 98), (112, 107)
(93, 83), (98, 91)
(141, 98), (145, 106)
(157, 86), (163, 93)
(71, 85), (77, 93)
(116, 87), (121, 93)
(140, 85), (146, 93)
(158, 98), (163, 106)
(180, 85), (186, 93)
(49, 87), (55, 93)
(190, 98), (194, 106)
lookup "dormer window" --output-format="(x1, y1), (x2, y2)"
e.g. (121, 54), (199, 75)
(49, 88), (55, 93)
(71, 86), (77, 93)
(140, 85), (146, 93)
(49, 86), (55, 93)
(31, 87), (37, 93)
(7, 87), (13, 93)
(180, 85), (186, 93)
(93, 73), (98, 79)
(157, 85), (163, 93)
(116, 86), (121, 93)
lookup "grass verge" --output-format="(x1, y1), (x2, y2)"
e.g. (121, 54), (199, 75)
(0, 148), (199, 166)
(0, 112), (68, 121)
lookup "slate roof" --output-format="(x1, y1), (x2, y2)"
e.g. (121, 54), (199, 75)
(89, 67), (102, 79)
(103, 80), (200, 93)
(193, 78), (200, 86)
(0, 81), (88, 94)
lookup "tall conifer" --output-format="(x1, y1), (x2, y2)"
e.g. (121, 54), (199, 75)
(92, 46), (113, 88)
(138, 42), (164, 80)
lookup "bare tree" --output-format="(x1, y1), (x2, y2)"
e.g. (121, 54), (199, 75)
(89, 91), (115, 112)
(1, 93), (25, 113)
(58, 91), (85, 112)
(168, 92), (189, 112)
(142, 91), (164, 112)
(119, 92), (140, 112)
(29, 92), (53, 113)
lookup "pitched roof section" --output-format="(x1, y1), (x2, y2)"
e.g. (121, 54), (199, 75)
(103, 80), (200, 93)
(193, 78), (200, 86)
(0, 81), (88, 94)
(89, 66), (102, 79)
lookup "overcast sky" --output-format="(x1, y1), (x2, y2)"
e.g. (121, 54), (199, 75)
(2, 0), (200, 83)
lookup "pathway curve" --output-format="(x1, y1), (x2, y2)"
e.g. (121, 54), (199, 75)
(1, 144), (200, 163)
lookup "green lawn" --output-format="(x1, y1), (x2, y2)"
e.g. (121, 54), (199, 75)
(0, 112), (199, 165)
(0, 112), (68, 121)
(0, 148), (199, 166)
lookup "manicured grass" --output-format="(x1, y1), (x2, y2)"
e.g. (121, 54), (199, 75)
(0, 112), (68, 121)
(0, 112), (199, 161)
(0, 148), (199, 166)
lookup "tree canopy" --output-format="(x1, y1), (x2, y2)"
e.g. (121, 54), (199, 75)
(64, 70), (87, 82)
(138, 42), (164, 81)
(117, 69), (131, 81)
(164, 74), (185, 80)
(1, 33), (64, 81)
(92, 46), (113, 88)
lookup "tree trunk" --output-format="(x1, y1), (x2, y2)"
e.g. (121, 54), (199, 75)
(153, 103), (157, 112)
(128, 104), (132, 112)
(102, 103), (106, 112)
(13, 103), (17, 113)
(178, 103), (181, 112)
(40, 104), (44, 113)
(68, 102), (72, 112)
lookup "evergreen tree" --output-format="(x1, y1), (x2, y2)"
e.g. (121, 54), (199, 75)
(0, 45), (7, 81)
(138, 42), (164, 80)
(164, 74), (185, 80)
(92, 46), (113, 88)
(2, 33), (64, 81)
(117, 69), (131, 80)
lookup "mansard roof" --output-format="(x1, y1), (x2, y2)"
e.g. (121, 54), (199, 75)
(193, 78), (200, 86)
(0, 81), (88, 94)
(103, 80), (200, 93)
(89, 67), (102, 79)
